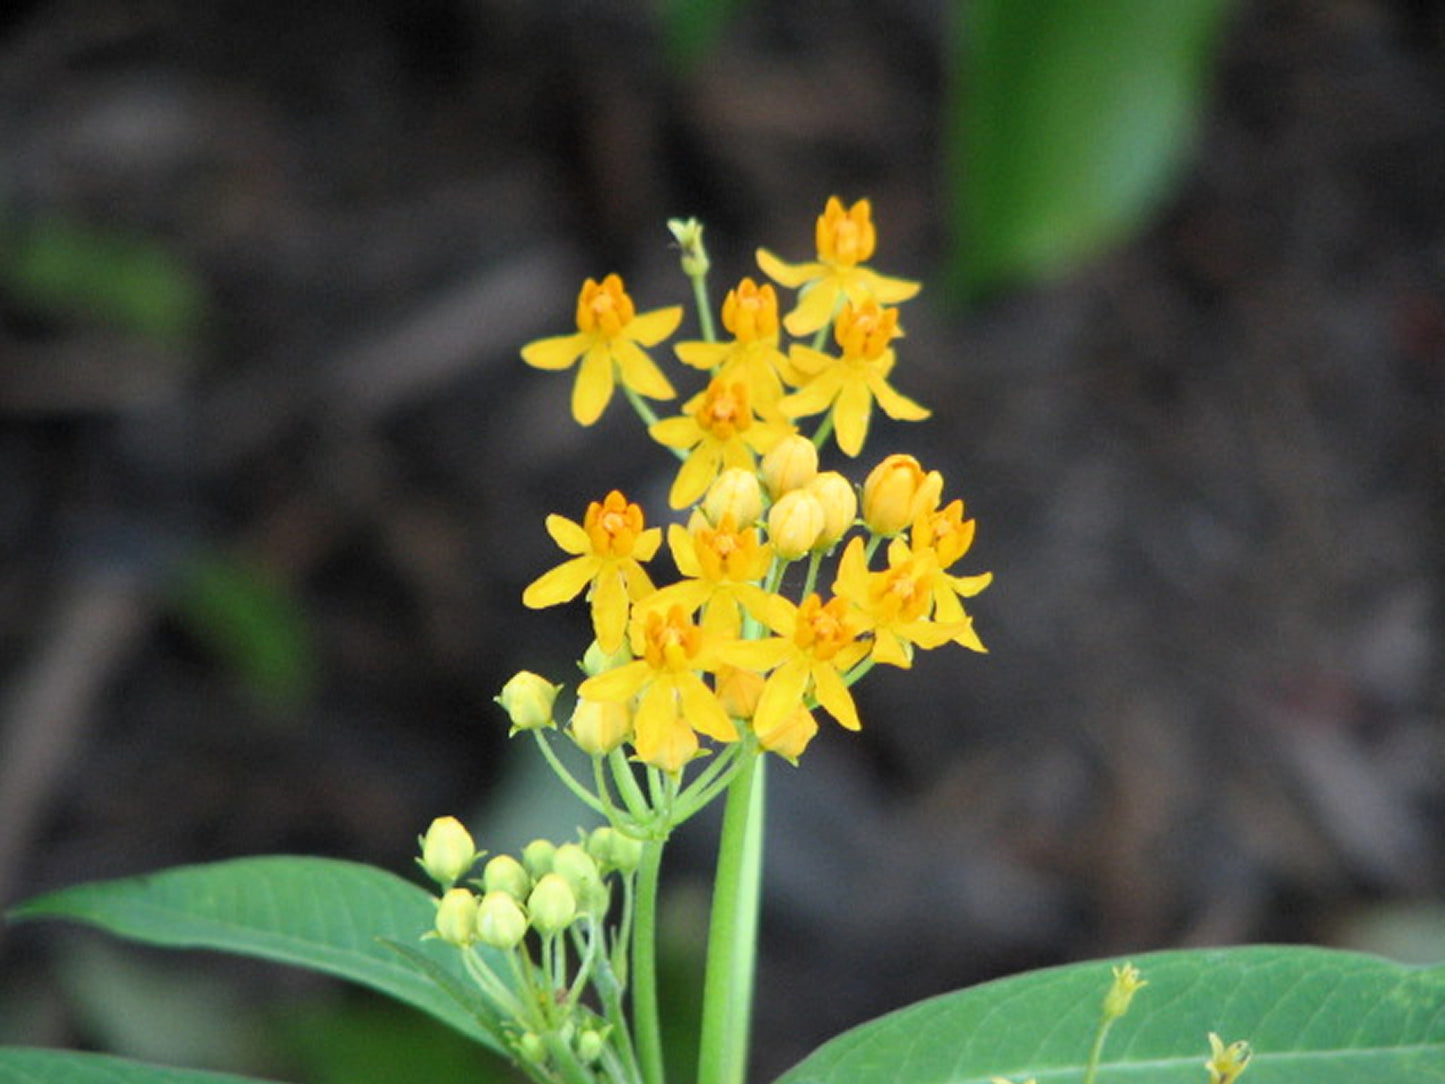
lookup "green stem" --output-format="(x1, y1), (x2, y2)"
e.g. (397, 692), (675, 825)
(632, 837), (667, 1084)
(690, 271), (716, 344)
(696, 747), (766, 1084)
(533, 731), (608, 816)
(1082, 1017), (1115, 1084)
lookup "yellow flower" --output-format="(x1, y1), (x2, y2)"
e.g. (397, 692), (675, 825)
(521, 491), (662, 654)
(756, 197), (921, 336)
(645, 517), (776, 637)
(903, 497), (992, 652)
(521, 274), (682, 426)
(753, 704), (818, 763)
(650, 378), (793, 508)
(674, 278), (802, 413)
(723, 593), (870, 739)
(833, 537), (965, 668)
(578, 605), (738, 773)
(862, 453), (942, 536)
(781, 301), (930, 457)
(1205, 1033), (1253, 1084)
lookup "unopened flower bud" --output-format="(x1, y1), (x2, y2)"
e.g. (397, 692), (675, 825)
(570, 696), (632, 756)
(862, 454), (940, 536)
(704, 467), (764, 527)
(496, 671), (561, 734)
(552, 842), (606, 914)
(527, 872), (577, 935)
(1102, 962), (1147, 1021)
(521, 839), (556, 880)
(806, 471), (857, 550)
(418, 816), (480, 887)
(576, 1028), (607, 1064)
(754, 705), (819, 763)
(581, 639), (631, 677)
(433, 887), (478, 946)
(482, 853), (530, 900)
(667, 217), (710, 278)
(588, 826), (644, 875)
(715, 665), (763, 721)
(768, 489), (825, 559)
(760, 434), (818, 498)
(473, 889), (527, 949)
(517, 1032), (547, 1065)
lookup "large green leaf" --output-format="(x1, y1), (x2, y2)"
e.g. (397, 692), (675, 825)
(949, 0), (1235, 297)
(7, 857), (499, 1054)
(775, 946), (1445, 1083)
(0, 1048), (282, 1084)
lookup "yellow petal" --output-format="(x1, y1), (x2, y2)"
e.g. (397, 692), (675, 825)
(649, 415), (701, 451)
(632, 527), (663, 563)
(579, 659), (650, 702)
(573, 346), (616, 426)
(779, 368), (842, 419)
(521, 332), (588, 371)
(591, 570), (630, 653)
(862, 269), (922, 304)
(783, 281), (842, 337)
(869, 371), (930, 422)
(750, 659), (811, 742)
(675, 341), (731, 371)
(719, 636), (792, 672)
(669, 445), (720, 509)
(666, 522), (701, 578)
(870, 628), (913, 669)
(522, 556), (597, 608)
(811, 662), (862, 730)
(755, 249), (821, 289)
(613, 340), (677, 401)
(627, 305), (683, 347)
(633, 693), (697, 774)
(678, 674), (737, 742)
(545, 514), (590, 556)
(832, 377), (873, 457)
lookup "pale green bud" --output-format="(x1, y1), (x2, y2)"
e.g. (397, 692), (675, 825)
(588, 825), (644, 875)
(570, 696), (632, 756)
(475, 889), (528, 950)
(433, 887), (478, 946)
(496, 671), (561, 734)
(527, 872), (577, 935)
(667, 217), (710, 278)
(482, 853), (531, 900)
(521, 838), (556, 880)
(417, 816), (480, 887)
(552, 842), (606, 915)
(517, 1032), (547, 1065)
(581, 639), (631, 677)
(576, 1028), (607, 1064)
(1102, 962), (1147, 1021)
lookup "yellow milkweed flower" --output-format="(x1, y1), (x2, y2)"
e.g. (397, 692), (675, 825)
(578, 604), (738, 773)
(674, 278), (802, 413)
(902, 497), (992, 652)
(522, 490), (661, 654)
(649, 378), (793, 509)
(756, 197), (922, 336)
(521, 274), (682, 426)
(645, 517), (776, 637)
(781, 301), (930, 457)
(833, 537), (965, 668)
(724, 593), (870, 740)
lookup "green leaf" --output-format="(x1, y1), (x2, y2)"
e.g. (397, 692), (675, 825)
(7, 857), (501, 1055)
(658, 0), (748, 71)
(948, 0), (1235, 297)
(775, 946), (1445, 1083)
(0, 1048), (283, 1084)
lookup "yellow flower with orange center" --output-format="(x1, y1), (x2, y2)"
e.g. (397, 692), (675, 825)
(835, 537), (969, 669)
(781, 301), (930, 457)
(898, 498), (992, 652)
(522, 490), (662, 654)
(756, 197), (921, 336)
(645, 515), (776, 637)
(578, 605), (737, 773)
(723, 593), (870, 739)
(675, 278), (802, 413)
(650, 378), (793, 508)
(521, 274), (682, 426)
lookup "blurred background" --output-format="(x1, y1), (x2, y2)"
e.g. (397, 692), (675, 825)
(1, 1), (1442, 1081)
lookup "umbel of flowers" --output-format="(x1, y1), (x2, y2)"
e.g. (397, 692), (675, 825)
(420, 198), (992, 1084)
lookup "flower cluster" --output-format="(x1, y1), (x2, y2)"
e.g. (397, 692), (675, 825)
(517, 198), (992, 776)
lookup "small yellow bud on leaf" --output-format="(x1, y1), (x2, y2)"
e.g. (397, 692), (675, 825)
(1206, 1033), (1253, 1084)
(1102, 962), (1147, 1021)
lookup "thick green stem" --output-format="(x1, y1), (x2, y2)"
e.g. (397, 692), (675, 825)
(696, 748), (766, 1084)
(632, 837), (667, 1084)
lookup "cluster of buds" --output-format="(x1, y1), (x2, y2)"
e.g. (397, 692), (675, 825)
(417, 817), (645, 1079)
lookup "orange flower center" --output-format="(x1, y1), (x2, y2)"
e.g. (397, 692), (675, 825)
(722, 278), (779, 342)
(834, 301), (898, 360)
(576, 274), (636, 339)
(695, 380), (752, 442)
(585, 490), (645, 556)
(641, 605), (704, 671)
(794, 594), (858, 663)
(695, 517), (760, 581)
(817, 198), (877, 267)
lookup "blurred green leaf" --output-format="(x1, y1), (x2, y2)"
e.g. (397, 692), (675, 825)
(659, 0), (748, 71)
(8, 857), (503, 1054)
(0, 1048), (282, 1084)
(949, 0), (1234, 298)
(0, 215), (203, 345)
(776, 945), (1445, 1083)
(169, 553), (315, 713)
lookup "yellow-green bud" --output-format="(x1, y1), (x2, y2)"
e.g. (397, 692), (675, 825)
(433, 887), (478, 946)
(521, 838), (556, 880)
(760, 434), (818, 498)
(1102, 962), (1147, 1021)
(588, 825), (645, 875)
(767, 488), (825, 559)
(667, 217), (710, 278)
(581, 639), (631, 677)
(418, 816), (480, 887)
(861, 453), (940, 536)
(576, 1028), (607, 1064)
(703, 467), (764, 527)
(570, 696), (632, 756)
(806, 471), (857, 550)
(552, 842), (606, 915)
(474, 889), (528, 950)
(482, 853), (530, 900)
(517, 1032), (547, 1066)
(526, 872), (577, 935)
(496, 671), (561, 734)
